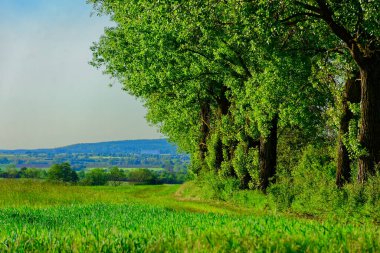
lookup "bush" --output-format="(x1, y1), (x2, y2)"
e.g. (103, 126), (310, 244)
(266, 145), (380, 221)
(195, 171), (240, 201)
(340, 174), (380, 221)
(269, 145), (339, 214)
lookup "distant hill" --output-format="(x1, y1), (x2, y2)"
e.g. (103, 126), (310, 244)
(0, 139), (177, 155)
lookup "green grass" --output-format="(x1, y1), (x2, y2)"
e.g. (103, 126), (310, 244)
(0, 180), (379, 252)
(0, 180), (245, 214)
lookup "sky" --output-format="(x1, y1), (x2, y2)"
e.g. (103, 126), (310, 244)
(0, 0), (162, 149)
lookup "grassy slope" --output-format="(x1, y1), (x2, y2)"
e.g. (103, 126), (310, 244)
(0, 180), (379, 252)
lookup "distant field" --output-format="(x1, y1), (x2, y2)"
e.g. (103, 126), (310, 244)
(86, 167), (165, 172)
(120, 167), (165, 171)
(0, 180), (379, 252)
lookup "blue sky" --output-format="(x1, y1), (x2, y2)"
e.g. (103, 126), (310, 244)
(1, 0), (81, 21)
(0, 1), (162, 149)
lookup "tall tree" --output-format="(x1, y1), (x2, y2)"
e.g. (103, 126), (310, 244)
(284, 0), (380, 182)
(88, 0), (330, 191)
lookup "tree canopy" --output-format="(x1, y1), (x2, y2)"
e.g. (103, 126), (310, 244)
(88, 0), (380, 191)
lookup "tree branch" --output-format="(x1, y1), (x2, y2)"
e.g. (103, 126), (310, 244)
(313, 0), (364, 65)
(280, 12), (322, 24)
(220, 40), (253, 80)
(287, 46), (346, 55)
(180, 47), (214, 61)
(294, 1), (322, 14)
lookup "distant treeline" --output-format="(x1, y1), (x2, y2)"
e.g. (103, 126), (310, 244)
(0, 139), (177, 155)
(0, 153), (189, 171)
(0, 163), (188, 186)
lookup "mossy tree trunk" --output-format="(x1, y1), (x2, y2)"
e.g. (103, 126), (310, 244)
(357, 56), (380, 182)
(259, 114), (279, 192)
(336, 73), (360, 187)
(199, 102), (211, 164)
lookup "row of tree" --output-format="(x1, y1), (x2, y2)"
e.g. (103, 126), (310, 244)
(0, 163), (187, 185)
(88, 0), (379, 191)
(79, 167), (187, 185)
(0, 166), (47, 179)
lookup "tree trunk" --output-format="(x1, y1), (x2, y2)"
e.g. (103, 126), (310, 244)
(217, 85), (230, 116)
(259, 114), (279, 192)
(199, 102), (210, 163)
(336, 74), (360, 187)
(239, 135), (259, 189)
(358, 54), (380, 182)
(301, 0), (380, 183)
(214, 135), (223, 172)
(214, 85), (231, 172)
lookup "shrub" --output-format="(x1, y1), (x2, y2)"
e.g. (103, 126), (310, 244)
(268, 145), (340, 214)
(267, 145), (380, 221)
(340, 174), (380, 221)
(196, 171), (240, 201)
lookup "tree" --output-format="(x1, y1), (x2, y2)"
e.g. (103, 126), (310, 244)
(108, 167), (125, 186)
(22, 168), (43, 179)
(336, 72), (361, 187)
(5, 165), (19, 178)
(19, 167), (27, 178)
(284, 0), (380, 182)
(48, 163), (78, 183)
(127, 169), (156, 184)
(88, 0), (330, 192)
(81, 168), (108, 186)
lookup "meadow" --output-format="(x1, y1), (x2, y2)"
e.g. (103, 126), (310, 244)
(0, 179), (379, 252)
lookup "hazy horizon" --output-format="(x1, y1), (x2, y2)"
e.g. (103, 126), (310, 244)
(0, 137), (168, 151)
(0, 0), (162, 149)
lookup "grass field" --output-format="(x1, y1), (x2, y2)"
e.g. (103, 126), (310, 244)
(0, 180), (379, 252)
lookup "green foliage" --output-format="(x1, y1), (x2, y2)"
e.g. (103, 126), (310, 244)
(341, 174), (380, 220)
(47, 163), (78, 183)
(87, 0), (380, 222)
(21, 168), (47, 179)
(5, 165), (19, 178)
(231, 141), (260, 189)
(204, 131), (221, 174)
(343, 118), (368, 160)
(127, 169), (156, 184)
(73, 166), (186, 186)
(108, 167), (125, 186)
(0, 166), (47, 179)
(80, 168), (108, 186)
(87, 0), (333, 193)
(269, 145), (338, 213)
(266, 145), (380, 223)
(196, 172), (240, 201)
